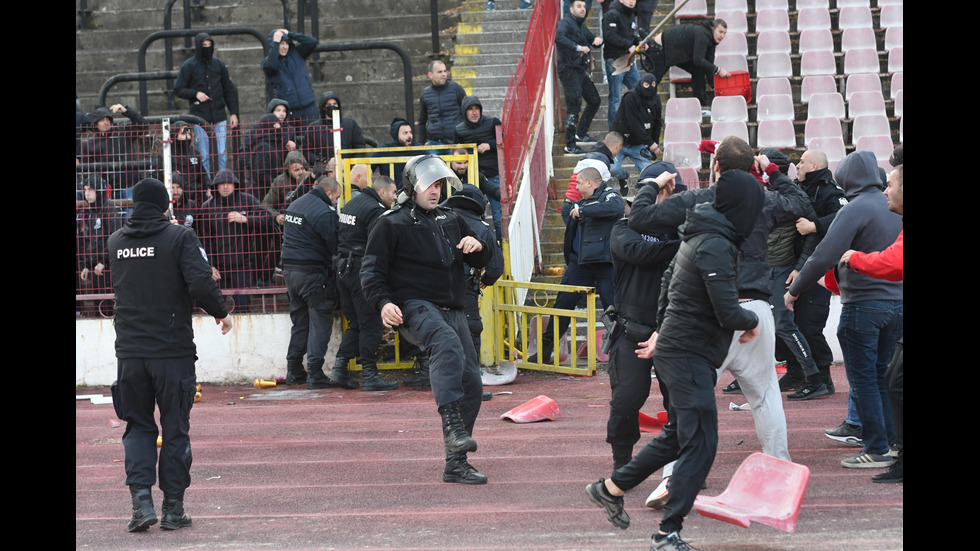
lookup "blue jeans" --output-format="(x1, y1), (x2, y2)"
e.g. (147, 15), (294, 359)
(837, 300), (903, 455)
(487, 175), (502, 243)
(194, 120), (228, 177)
(604, 57), (640, 128)
(612, 144), (653, 177)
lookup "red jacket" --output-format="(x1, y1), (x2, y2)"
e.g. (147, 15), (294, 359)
(847, 230), (904, 282)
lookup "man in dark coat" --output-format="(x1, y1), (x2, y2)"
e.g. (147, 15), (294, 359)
(610, 73), (663, 187)
(641, 19), (731, 109)
(196, 170), (272, 313)
(304, 91), (369, 166)
(453, 95), (503, 242)
(417, 60), (467, 146)
(262, 28), (320, 124)
(173, 32), (240, 176)
(107, 178), (232, 533)
(556, 0), (603, 155)
(586, 169), (763, 551)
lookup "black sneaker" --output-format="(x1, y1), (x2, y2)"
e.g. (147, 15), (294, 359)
(778, 374), (804, 392)
(651, 531), (693, 551)
(825, 421), (863, 447)
(575, 133), (597, 143)
(787, 382), (829, 401)
(871, 459), (903, 483)
(721, 380), (742, 394)
(564, 144), (586, 155)
(585, 479), (630, 529)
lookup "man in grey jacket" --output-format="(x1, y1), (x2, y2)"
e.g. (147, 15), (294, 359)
(785, 150), (903, 470)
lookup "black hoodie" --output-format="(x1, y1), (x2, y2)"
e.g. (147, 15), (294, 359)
(654, 170), (762, 365)
(107, 201), (228, 359)
(453, 96), (502, 178)
(304, 91), (368, 165)
(173, 32), (240, 124)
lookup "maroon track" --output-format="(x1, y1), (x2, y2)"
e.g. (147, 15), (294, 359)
(76, 365), (903, 550)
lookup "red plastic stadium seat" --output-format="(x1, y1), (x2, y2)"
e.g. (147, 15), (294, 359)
(694, 453), (810, 534)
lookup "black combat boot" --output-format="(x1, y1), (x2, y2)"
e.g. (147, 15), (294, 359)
(127, 484), (157, 532)
(328, 356), (360, 389)
(444, 451), (488, 484)
(526, 336), (554, 364)
(285, 362), (307, 385)
(361, 362), (398, 391)
(160, 492), (192, 530)
(438, 401), (478, 453)
(306, 362), (331, 390)
(403, 355), (431, 388)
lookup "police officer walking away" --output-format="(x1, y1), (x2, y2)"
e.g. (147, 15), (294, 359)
(332, 175), (401, 391)
(107, 178), (233, 532)
(360, 155), (491, 484)
(280, 175), (343, 388)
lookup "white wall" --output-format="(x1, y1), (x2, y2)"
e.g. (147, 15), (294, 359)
(75, 314), (342, 387)
(76, 297), (842, 387)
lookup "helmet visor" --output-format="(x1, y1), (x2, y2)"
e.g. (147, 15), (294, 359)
(413, 157), (462, 194)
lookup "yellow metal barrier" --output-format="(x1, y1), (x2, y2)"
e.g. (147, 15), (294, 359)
(331, 145), (490, 372)
(335, 145), (480, 206)
(493, 279), (598, 377)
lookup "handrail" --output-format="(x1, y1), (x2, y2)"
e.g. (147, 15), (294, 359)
(137, 27), (270, 116)
(312, 42), (416, 126)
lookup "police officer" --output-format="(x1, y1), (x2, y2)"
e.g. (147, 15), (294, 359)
(527, 166), (624, 364)
(360, 155), (491, 484)
(332, 174), (400, 391)
(441, 183), (504, 358)
(605, 165), (681, 470)
(107, 178), (233, 532)
(280, 175), (341, 389)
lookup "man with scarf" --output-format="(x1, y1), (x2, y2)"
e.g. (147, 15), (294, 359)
(107, 178), (232, 533)
(173, 32), (240, 177)
(586, 168), (763, 551)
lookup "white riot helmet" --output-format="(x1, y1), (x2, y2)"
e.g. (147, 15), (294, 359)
(401, 154), (462, 197)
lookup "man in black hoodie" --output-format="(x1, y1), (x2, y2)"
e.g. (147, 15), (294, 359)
(173, 32), (240, 177)
(586, 169), (763, 551)
(610, 73), (663, 187)
(107, 178), (232, 533)
(641, 19), (730, 110)
(454, 95), (503, 242)
(376, 118), (421, 184)
(304, 91), (369, 166)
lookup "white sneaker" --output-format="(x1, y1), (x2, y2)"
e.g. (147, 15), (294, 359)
(645, 477), (670, 509)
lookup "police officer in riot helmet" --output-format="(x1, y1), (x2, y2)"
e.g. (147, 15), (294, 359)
(360, 155), (492, 484)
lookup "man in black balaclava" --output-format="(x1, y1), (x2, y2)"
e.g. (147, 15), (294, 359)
(611, 72), (664, 193)
(173, 32), (240, 177)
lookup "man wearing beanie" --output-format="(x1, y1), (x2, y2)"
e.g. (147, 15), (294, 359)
(611, 73), (664, 192)
(107, 178), (233, 533)
(586, 168), (763, 551)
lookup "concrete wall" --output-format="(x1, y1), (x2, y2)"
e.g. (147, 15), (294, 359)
(75, 297), (843, 387)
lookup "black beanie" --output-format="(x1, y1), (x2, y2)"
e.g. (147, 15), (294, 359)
(759, 147), (791, 175)
(133, 178), (171, 212)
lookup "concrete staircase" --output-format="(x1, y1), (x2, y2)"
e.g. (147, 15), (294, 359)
(76, 0), (464, 144)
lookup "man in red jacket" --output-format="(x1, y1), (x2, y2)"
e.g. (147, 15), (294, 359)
(840, 163), (903, 483)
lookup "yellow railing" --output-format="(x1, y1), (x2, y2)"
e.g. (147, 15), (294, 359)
(336, 145), (480, 206)
(493, 279), (598, 377)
